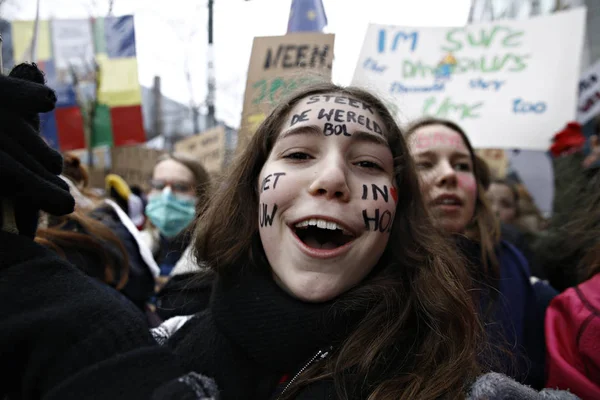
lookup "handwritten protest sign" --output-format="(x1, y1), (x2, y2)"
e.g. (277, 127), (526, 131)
(577, 58), (600, 125)
(238, 33), (335, 152)
(352, 8), (586, 150)
(174, 126), (226, 174)
(110, 145), (165, 191)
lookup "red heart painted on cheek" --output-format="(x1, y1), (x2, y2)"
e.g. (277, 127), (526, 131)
(390, 187), (398, 203)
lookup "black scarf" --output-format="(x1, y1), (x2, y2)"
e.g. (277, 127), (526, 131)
(168, 265), (367, 399)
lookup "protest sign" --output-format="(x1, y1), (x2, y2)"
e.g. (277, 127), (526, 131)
(238, 33), (335, 152)
(352, 8), (586, 150)
(110, 145), (165, 191)
(174, 126), (226, 174)
(577, 58), (600, 124)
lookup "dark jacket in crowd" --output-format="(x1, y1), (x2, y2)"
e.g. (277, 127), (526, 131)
(457, 236), (547, 388)
(0, 231), (582, 400)
(0, 230), (215, 400)
(500, 223), (540, 277)
(532, 153), (600, 292)
(155, 271), (213, 321)
(90, 202), (158, 310)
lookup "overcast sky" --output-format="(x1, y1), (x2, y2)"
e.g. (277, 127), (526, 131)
(1, 0), (471, 127)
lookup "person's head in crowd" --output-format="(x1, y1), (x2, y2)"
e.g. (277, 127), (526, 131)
(56, 153), (100, 211)
(193, 83), (481, 398)
(487, 179), (520, 225)
(146, 153), (211, 239)
(62, 153), (89, 189)
(406, 117), (500, 278)
(103, 173), (145, 229)
(515, 185), (547, 232)
(35, 211), (130, 290)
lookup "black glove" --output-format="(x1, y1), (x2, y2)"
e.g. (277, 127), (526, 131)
(0, 63), (74, 237)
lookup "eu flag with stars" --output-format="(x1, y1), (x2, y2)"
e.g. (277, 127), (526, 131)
(287, 0), (328, 33)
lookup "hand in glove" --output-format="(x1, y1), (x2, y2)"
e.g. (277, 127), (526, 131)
(0, 63), (74, 237)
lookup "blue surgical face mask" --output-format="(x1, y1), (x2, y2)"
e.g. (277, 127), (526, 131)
(145, 188), (196, 238)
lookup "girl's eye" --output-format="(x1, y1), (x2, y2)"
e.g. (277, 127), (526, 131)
(454, 162), (472, 172)
(415, 161), (433, 170)
(283, 152), (312, 160)
(355, 160), (383, 170)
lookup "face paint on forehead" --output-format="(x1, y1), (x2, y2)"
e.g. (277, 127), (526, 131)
(412, 131), (467, 151)
(303, 94), (375, 115)
(288, 106), (384, 136)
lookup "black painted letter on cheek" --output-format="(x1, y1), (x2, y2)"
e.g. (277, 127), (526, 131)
(259, 203), (278, 227)
(372, 184), (389, 202)
(378, 210), (393, 233)
(362, 184), (389, 202)
(363, 209), (379, 231)
(262, 172), (286, 192)
(261, 174), (272, 193)
(362, 209), (392, 233)
(272, 172), (286, 189)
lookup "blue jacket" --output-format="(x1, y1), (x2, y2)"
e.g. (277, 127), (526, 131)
(494, 240), (552, 389)
(457, 237), (548, 388)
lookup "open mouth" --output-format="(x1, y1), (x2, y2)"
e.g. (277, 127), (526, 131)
(293, 218), (355, 250)
(433, 194), (463, 207)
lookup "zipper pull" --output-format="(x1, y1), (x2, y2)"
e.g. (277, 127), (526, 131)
(278, 346), (334, 398)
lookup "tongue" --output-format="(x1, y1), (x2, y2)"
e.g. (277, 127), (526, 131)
(303, 236), (339, 250)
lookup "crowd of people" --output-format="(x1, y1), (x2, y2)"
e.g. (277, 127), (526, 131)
(1, 62), (599, 399)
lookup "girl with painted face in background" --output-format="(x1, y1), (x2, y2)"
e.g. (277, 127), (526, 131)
(142, 153), (211, 277)
(406, 118), (546, 388)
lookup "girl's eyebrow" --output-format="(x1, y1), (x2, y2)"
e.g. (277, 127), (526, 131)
(279, 125), (322, 141)
(351, 131), (389, 148)
(279, 125), (388, 148)
(413, 149), (471, 159)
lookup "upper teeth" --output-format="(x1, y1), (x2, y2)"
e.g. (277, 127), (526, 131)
(295, 218), (353, 235)
(442, 198), (457, 205)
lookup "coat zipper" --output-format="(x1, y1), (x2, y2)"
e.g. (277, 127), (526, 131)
(278, 346), (333, 398)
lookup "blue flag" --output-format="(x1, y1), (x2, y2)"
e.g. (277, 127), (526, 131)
(287, 0), (328, 33)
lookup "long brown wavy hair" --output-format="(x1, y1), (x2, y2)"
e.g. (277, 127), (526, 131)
(405, 118), (501, 282)
(35, 210), (130, 290)
(193, 83), (482, 399)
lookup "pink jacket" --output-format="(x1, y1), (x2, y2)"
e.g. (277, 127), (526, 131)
(546, 273), (600, 399)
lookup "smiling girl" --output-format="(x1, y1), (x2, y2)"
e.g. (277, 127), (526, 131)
(189, 84), (480, 398)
